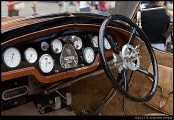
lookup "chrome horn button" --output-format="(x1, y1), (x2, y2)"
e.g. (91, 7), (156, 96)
(121, 44), (140, 71)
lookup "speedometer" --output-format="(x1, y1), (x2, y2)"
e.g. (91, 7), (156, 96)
(2, 47), (21, 68)
(51, 39), (62, 54)
(83, 47), (95, 64)
(39, 54), (54, 73)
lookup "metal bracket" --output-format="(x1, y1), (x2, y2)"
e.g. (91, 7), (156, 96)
(36, 96), (62, 114)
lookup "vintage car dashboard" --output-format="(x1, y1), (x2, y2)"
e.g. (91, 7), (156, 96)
(2, 30), (115, 76)
(1, 26), (129, 84)
(1, 13), (130, 84)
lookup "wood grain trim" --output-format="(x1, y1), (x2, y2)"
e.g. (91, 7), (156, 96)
(2, 18), (45, 31)
(1, 16), (25, 23)
(1, 16), (51, 31)
(1, 24), (129, 48)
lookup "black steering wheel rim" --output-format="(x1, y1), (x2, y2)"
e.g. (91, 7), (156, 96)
(99, 14), (158, 102)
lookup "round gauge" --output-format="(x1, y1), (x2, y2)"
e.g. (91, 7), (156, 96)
(39, 54), (54, 73)
(24, 47), (38, 63)
(41, 41), (49, 51)
(104, 38), (111, 50)
(91, 36), (98, 48)
(83, 47), (95, 64)
(2, 47), (21, 68)
(73, 37), (83, 50)
(51, 39), (62, 54)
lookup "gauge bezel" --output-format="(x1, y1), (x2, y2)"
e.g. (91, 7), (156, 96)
(83, 47), (95, 64)
(51, 39), (63, 54)
(24, 47), (38, 64)
(2, 47), (21, 68)
(39, 54), (55, 73)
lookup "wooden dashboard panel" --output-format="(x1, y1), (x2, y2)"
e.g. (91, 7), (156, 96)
(1, 24), (132, 84)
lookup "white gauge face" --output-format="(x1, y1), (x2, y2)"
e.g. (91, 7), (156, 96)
(104, 38), (111, 50)
(83, 47), (95, 64)
(51, 39), (62, 54)
(24, 47), (38, 63)
(41, 41), (49, 51)
(39, 54), (54, 73)
(2, 47), (21, 68)
(73, 37), (83, 50)
(91, 36), (98, 48)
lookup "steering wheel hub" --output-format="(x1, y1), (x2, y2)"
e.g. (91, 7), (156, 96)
(112, 53), (123, 73)
(121, 44), (140, 71)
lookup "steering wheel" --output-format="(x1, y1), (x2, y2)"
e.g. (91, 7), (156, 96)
(98, 14), (158, 102)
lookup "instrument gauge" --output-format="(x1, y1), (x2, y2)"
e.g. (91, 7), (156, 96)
(83, 47), (95, 64)
(73, 36), (83, 50)
(2, 47), (21, 68)
(91, 36), (98, 48)
(39, 54), (54, 73)
(104, 38), (111, 50)
(24, 47), (38, 63)
(51, 39), (62, 54)
(41, 41), (49, 51)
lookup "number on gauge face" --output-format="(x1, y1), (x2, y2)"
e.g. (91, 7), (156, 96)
(91, 36), (98, 48)
(73, 37), (83, 50)
(83, 47), (95, 64)
(104, 38), (111, 50)
(2, 47), (21, 68)
(39, 54), (54, 73)
(51, 39), (63, 54)
(24, 47), (38, 63)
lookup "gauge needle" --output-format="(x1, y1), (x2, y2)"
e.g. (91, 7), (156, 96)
(10, 53), (14, 65)
(10, 58), (13, 65)
(46, 58), (48, 68)
(29, 54), (33, 61)
(88, 53), (90, 59)
(11, 53), (14, 58)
